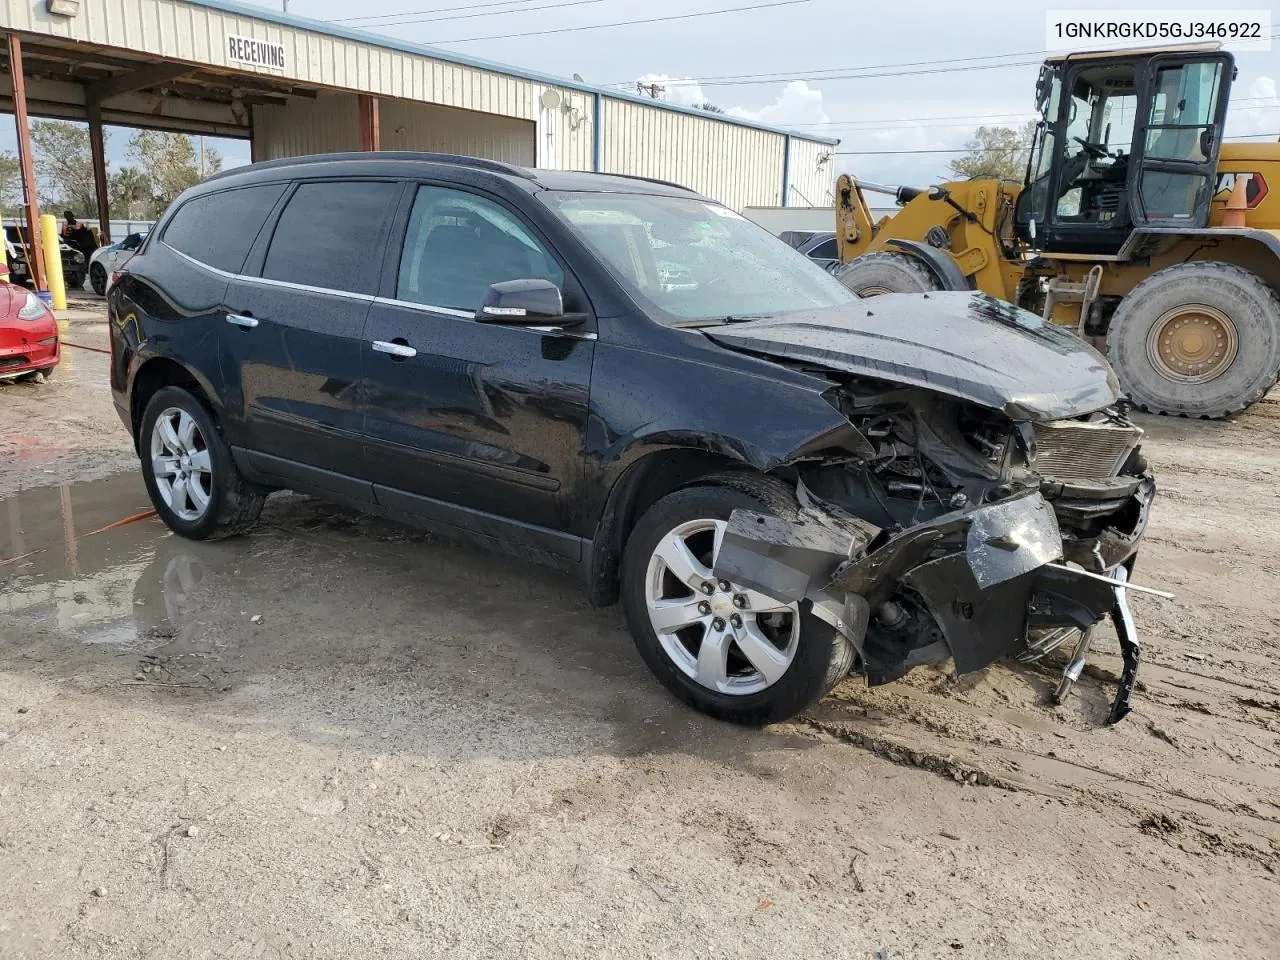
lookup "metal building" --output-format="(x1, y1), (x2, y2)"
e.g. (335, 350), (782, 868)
(1, 0), (837, 285)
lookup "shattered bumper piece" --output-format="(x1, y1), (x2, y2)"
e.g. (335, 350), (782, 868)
(713, 490), (1162, 722)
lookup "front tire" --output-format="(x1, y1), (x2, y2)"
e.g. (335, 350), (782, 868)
(620, 476), (851, 725)
(90, 263), (107, 296)
(139, 386), (265, 540)
(836, 251), (942, 297)
(1107, 262), (1280, 418)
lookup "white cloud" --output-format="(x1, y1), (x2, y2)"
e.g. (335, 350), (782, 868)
(1229, 76), (1280, 139)
(727, 80), (829, 128)
(633, 73), (712, 108)
(631, 75), (830, 130)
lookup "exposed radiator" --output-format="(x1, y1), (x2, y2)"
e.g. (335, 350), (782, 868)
(1033, 420), (1142, 480)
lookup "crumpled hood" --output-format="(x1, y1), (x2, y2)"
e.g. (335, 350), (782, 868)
(704, 291), (1121, 421)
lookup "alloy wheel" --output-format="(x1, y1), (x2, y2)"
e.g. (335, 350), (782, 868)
(644, 518), (799, 695)
(149, 407), (213, 522)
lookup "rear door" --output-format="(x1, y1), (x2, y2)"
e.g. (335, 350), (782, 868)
(221, 179), (402, 495)
(1130, 53), (1232, 227)
(360, 182), (594, 553)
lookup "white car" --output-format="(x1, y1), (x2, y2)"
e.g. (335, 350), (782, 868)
(89, 232), (147, 295)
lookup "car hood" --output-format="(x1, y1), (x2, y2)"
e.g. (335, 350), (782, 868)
(703, 291), (1121, 421)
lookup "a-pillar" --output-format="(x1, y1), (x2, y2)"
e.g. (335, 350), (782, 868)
(87, 99), (111, 244)
(6, 33), (45, 291)
(358, 94), (380, 152)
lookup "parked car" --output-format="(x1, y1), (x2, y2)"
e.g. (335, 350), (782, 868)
(795, 231), (839, 272)
(0, 272), (60, 381)
(108, 153), (1154, 726)
(90, 232), (147, 295)
(3, 224), (88, 290)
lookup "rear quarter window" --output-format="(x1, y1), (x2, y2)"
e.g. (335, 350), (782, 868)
(162, 183), (286, 274)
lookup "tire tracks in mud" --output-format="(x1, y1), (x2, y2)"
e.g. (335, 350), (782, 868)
(793, 657), (1280, 877)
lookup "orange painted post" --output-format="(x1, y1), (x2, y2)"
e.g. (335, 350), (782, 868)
(7, 34), (46, 291)
(359, 94), (380, 152)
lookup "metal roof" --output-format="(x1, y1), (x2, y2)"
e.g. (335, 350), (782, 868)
(186, 0), (840, 146)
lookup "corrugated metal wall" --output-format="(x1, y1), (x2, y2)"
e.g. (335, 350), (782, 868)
(1, 0), (834, 205)
(786, 137), (836, 208)
(600, 98), (785, 210)
(252, 94), (537, 166)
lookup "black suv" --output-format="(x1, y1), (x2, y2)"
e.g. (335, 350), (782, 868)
(109, 153), (1154, 725)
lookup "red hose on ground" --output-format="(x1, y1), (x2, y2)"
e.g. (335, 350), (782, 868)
(61, 340), (110, 354)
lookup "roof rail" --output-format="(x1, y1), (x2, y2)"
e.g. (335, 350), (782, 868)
(204, 151), (536, 183)
(592, 172), (698, 193)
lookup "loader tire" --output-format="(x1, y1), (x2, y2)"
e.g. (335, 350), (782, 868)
(1106, 262), (1280, 419)
(836, 251), (941, 298)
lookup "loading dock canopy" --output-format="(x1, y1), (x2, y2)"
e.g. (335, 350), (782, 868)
(0, 33), (307, 138)
(2, 0), (839, 267)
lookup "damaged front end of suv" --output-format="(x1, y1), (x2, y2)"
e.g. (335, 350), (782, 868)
(705, 292), (1159, 722)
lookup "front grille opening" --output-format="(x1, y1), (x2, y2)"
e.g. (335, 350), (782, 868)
(1033, 421), (1141, 480)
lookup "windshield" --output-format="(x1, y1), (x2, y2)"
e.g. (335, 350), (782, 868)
(539, 191), (856, 324)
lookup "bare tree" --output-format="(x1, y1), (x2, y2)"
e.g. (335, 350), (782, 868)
(126, 131), (223, 217)
(0, 152), (22, 218)
(948, 120), (1038, 181)
(30, 119), (98, 214)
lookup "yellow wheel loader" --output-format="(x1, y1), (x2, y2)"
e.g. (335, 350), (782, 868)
(835, 44), (1280, 418)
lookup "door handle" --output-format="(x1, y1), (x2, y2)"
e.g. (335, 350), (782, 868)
(226, 313), (259, 329)
(372, 339), (417, 359)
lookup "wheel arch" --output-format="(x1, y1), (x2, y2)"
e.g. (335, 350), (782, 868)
(881, 238), (972, 291)
(585, 447), (774, 608)
(128, 355), (219, 454)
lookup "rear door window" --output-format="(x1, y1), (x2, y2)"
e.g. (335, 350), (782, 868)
(162, 184), (285, 274)
(262, 180), (401, 296)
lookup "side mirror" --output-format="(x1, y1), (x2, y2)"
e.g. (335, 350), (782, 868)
(476, 278), (573, 325)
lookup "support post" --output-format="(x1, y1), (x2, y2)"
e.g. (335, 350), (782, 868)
(87, 98), (111, 244)
(592, 93), (602, 172)
(358, 94), (380, 152)
(781, 134), (791, 208)
(8, 33), (46, 291)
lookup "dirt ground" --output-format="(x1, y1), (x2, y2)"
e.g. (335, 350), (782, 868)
(2, 299), (1278, 959)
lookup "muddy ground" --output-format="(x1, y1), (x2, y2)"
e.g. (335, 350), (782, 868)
(1, 299), (1278, 959)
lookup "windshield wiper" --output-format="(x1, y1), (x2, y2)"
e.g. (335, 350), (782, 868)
(672, 315), (772, 329)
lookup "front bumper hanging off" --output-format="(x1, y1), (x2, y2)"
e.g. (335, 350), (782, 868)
(712, 484), (1161, 723)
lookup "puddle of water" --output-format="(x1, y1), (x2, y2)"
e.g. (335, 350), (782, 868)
(1, 473), (234, 648)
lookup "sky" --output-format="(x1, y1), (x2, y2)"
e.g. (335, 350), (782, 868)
(3, 0), (1277, 204)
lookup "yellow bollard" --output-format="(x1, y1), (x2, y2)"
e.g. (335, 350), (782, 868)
(39, 214), (66, 310)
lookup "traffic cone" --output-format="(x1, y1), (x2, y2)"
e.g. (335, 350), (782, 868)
(1222, 175), (1249, 227)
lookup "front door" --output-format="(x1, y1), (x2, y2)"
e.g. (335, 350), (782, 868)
(221, 178), (402, 493)
(361, 183), (594, 557)
(1130, 54), (1232, 227)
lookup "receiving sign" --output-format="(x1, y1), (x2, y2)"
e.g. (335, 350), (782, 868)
(227, 35), (286, 70)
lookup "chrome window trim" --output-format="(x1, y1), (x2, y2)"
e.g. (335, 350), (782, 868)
(373, 296), (473, 319)
(372, 297), (597, 339)
(163, 241), (375, 302)
(241, 273), (376, 302)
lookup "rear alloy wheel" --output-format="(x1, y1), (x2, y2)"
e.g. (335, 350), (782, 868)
(140, 386), (265, 540)
(1107, 262), (1280, 418)
(90, 263), (107, 296)
(836, 251), (942, 297)
(150, 407), (214, 523)
(621, 479), (852, 725)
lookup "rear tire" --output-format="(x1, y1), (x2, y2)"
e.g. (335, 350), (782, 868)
(90, 263), (107, 296)
(1106, 262), (1280, 418)
(836, 251), (942, 297)
(139, 386), (265, 541)
(620, 474), (852, 725)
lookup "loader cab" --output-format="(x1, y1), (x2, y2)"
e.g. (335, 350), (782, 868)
(1015, 47), (1234, 254)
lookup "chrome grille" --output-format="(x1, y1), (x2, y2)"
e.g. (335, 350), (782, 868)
(1032, 421), (1142, 480)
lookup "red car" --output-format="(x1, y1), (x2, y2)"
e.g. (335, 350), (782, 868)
(0, 273), (59, 382)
